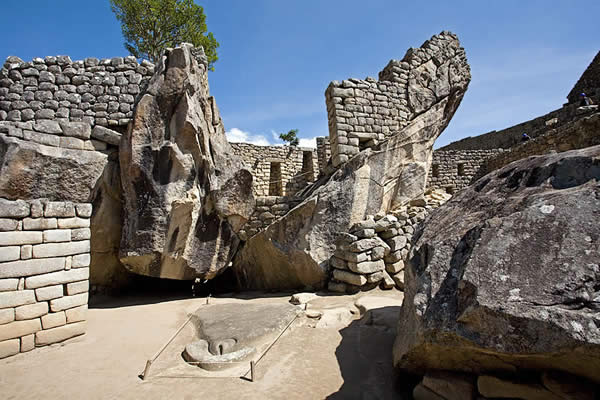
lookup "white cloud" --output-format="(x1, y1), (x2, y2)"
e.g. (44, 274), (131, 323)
(298, 137), (317, 148)
(225, 128), (271, 146)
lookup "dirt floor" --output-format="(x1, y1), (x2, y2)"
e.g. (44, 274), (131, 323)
(0, 289), (411, 400)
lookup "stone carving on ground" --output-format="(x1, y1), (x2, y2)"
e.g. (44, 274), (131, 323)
(233, 32), (470, 290)
(183, 303), (299, 370)
(119, 44), (254, 280)
(394, 145), (600, 384)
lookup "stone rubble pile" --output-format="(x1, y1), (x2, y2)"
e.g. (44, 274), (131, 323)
(328, 189), (452, 293)
(0, 198), (91, 359)
(0, 55), (154, 127)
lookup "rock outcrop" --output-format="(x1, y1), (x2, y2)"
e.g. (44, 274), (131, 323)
(119, 44), (254, 280)
(394, 145), (600, 383)
(233, 32), (470, 290)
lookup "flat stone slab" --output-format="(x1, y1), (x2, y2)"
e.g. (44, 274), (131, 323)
(184, 303), (299, 370)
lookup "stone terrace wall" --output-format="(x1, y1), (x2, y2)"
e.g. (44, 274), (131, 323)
(568, 51), (600, 104)
(477, 112), (600, 179)
(325, 31), (468, 167)
(238, 196), (302, 241)
(0, 199), (91, 359)
(427, 149), (503, 193)
(230, 143), (318, 197)
(0, 55), (154, 128)
(440, 104), (589, 151)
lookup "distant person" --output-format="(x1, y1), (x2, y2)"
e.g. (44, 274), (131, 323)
(521, 133), (531, 142)
(579, 93), (593, 107)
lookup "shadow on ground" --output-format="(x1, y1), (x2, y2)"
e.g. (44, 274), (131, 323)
(326, 305), (416, 400)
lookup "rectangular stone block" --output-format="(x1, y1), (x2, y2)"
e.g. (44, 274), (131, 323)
(0, 231), (43, 246)
(20, 244), (32, 260)
(0, 199), (30, 218)
(0, 257), (66, 279)
(35, 320), (86, 346)
(15, 302), (48, 320)
(0, 278), (18, 292)
(60, 121), (91, 139)
(72, 254), (90, 268)
(0, 338), (20, 359)
(0, 246), (20, 263)
(23, 130), (61, 147)
(57, 217), (90, 229)
(35, 285), (64, 301)
(44, 202), (75, 218)
(41, 311), (66, 329)
(333, 269), (367, 286)
(0, 318), (41, 341)
(75, 204), (92, 218)
(50, 293), (88, 312)
(43, 229), (71, 243)
(60, 136), (85, 150)
(26, 268), (89, 289)
(21, 333), (35, 352)
(66, 280), (88, 295)
(71, 228), (91, 241)
(0, 308), (14, 325)
(0, 290), (36, 309)
(32, 240), (90, 258)
(66, 305), (87, 323)
(23, 217), (58, 230)
(0, 219), (19, 231)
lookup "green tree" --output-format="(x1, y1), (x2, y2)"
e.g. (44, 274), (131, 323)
(279, 129), (299, 146)
(109, 0), (219, 70)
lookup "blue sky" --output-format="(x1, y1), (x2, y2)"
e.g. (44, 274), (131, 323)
(1, 1), (598, 148)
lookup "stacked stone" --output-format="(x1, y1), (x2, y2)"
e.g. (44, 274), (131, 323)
(0, 120), (122, 151)
(0, 55), (154, 127)
(0, 198), (91, 359)
(328, 190), (452, 294)
(230, 142), (318, 197)
(315, 136), (331, 175)
(427, 149), (503, 194)
(567, 50), (600, 104)
(238, 196), (301, 240)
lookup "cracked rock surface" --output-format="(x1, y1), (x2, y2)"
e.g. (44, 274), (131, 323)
(394, 145), (600, 383)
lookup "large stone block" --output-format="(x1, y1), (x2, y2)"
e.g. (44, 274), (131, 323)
(0, 338), (20, 359)
(23, 217), (58, 230)
(0, 318), (41, 341)
(15, 301), (48, 320)
(0, 257), (66, 279)
(0, 218), (19, 231)
(91, 125), (121, 146)
(35, 284), (64, 301)
(57, 217), (89, 229)
(0, 290), (36, 309)
(25, 267), (88, 289)
(49, 292), (88, 312)
(65, 305), (87, 323)
(35, 320), (86, 346)
(348, 259), (385, 274)
(0, 278), (18, 292)
(60, 121), (91, 140)
(332, 269), (367, 286)
(66, 280), (88, 295)
(0, 246), (20, 263)
(70, 228), (90, 241)
(71, 253), (90, 268)
(0, 308), (14, 325)
(0, 198), (29, 218)
(41, 311), (66, 329)
(0, 231), (43, 246)
(42, 229), (71, 243)
(32, 240), (89, 258)
(20, 333), (35, 352)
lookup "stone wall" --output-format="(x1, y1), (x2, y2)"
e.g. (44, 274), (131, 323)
(316, 136), (331, 174)
(0, 55), (154, 128)
(477, 111), (600, 178)
(567, 50), (600, 104)
(427, 149), (503, 193)
(325, 31), (469, 167)
(230, 143), (318, 197)
(0, 199), (91, 359)
(238, 196), (302, 241)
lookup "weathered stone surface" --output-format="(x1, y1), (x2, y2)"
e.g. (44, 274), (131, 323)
(23, 217), (58, 230)
(184, 303), (298, 370)
(41, 311), (66, 329)
(91, 125), (121, 146)
(394, 146), (600, 383)
(541, 371), (596, 400)
(0, 338), (20, 359)
(57, 217), (89, 229)
(0, 290), (35, 309)
(50, 293), (88, 312)
(0, 308), (14, 325)
(0, 279), (18, 292)
(15, 302), (48, 320)
(0, 246), (20, 263)
(421, 371), (476, 400)
(35, 320), (86, 345)
(0, 198), (29, 218)
(119, 44), (254, 280)
(35, 284), (64, 301)
(0, 231), (42, 246)
(478, 376), (562, 400)
(25, 267), (88, 289)
(289, 292), (317, 305)
(333, 269), (367, 286)
(32, 240), (89, 258)
(65, 304), (87, 323)
(348, 259), (385, 274)
(0, 134), (107, 202)
(0, 318), (41, 341)
(20, 334), (35, 352)
(66, 280), (88, 295)
(44, 201), (75, 217)
(42, 229), (70, 243)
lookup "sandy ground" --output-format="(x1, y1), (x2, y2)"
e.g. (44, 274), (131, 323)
(0, 289), (410, 400)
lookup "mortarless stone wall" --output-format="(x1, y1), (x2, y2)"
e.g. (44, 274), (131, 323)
(0, 199), (91, 359)
(230, 142), (318, 197)
(567, 50), (600, 104)
(238, 196), (302, 240)
(0, 55), (154, 128)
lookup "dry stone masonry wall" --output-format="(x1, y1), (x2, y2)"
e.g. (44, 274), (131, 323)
(0, 199), (91, 359)
(567, 50), (600, 104)
(0, 55), (154, 127)
(325, 31), (469, 167)
(230, 143), (318, 197)
(238, 196), (302, 241)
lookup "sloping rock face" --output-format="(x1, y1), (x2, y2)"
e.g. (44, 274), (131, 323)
(0, 133), (107, 202)
(119, 44), (254, 280)
(394, 145), (600, 383)
(233, 33), (470, 290)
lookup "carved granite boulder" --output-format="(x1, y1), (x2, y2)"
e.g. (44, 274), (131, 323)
(119, 44), (254, 280)
(233, 32), (470, 290)
(394, 145), (600, 383)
